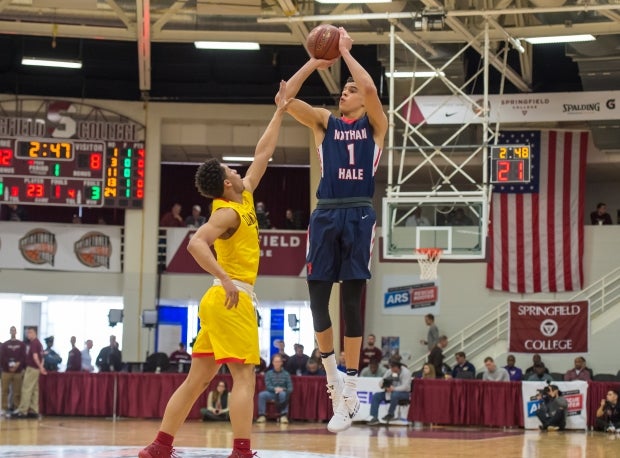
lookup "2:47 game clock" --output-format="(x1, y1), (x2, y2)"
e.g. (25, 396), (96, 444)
(489, 145), (532, 184)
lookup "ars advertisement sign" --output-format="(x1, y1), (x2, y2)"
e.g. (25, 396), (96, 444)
(509, 301), (589, 353)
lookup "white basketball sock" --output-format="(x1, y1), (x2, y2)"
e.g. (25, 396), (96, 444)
(322, 354), (338, 381)
(343, 374), (357, 398)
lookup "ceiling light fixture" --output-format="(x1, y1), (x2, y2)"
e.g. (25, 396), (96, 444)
(222, 156), (272, 162)
(21, 57), (82, 69)
(385, 71), (445, 78)
(524, 34), (595, 45)
(21, 295), (49, 302)
(194, 41), (260, 50)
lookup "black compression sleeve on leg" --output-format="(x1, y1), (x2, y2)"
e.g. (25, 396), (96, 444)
(341, 279), (365, 337)
(308, 280), (334, 332)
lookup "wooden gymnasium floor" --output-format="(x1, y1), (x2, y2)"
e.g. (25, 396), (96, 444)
(1, 416), (619, 458)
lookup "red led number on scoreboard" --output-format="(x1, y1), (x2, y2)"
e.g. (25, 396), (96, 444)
(90, 153), (102, 170)
(498, 160), (510, 181)
(497, 160), (524, 181)
(26, 183), (44, 197)
(0, 148), (13, 166)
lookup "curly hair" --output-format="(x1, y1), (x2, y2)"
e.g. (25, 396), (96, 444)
(194, 159), (226, 198)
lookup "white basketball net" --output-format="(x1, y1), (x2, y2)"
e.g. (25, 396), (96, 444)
(416, 248), (442, 280)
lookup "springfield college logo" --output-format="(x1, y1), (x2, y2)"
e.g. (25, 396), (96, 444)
(509, 301), (589, 353)
(539, 319), (558, 337)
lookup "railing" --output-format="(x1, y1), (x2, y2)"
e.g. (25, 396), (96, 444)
(409, 266), (620, 371)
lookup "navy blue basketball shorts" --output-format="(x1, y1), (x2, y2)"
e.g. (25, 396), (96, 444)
(306, 206), (376, 281)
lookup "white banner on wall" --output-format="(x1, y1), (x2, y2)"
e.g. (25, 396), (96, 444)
(404, 90), (620, 125)
(382, 274), (439, 316)
(521, 381), (588, 430)
(0, 221), (121, 272)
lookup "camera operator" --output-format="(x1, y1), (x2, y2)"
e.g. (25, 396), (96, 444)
(595, 389), (620, 432)
(366, 359), (412, 426)
(536, 384), (568, 431)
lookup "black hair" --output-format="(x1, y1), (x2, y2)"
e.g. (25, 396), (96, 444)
(194, 159), (226, 198)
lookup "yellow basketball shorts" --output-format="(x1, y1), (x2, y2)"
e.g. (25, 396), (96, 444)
(192, 285), (259, 366)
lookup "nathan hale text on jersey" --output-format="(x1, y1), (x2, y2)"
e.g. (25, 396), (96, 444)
(317, 115), (382, 199)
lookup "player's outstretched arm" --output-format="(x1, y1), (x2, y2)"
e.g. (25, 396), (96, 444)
(187, 207), (242, 308)
(244, 80), (289, 193)
(338, 27), (388, 144)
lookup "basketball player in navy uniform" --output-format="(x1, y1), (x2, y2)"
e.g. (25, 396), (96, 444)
(283, 26), (388, 433)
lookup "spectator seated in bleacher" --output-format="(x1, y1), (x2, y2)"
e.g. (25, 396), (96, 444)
(169, 342), (191, 364)
(285, 343), (309, 376)
(303, 358), (326, 376)
(524, 353), (549, 379)
(452, 351), (476, 379)
(482, 356), (510, 382)
(256, 354), (293, 424)
(564, 356), (592, 382)
(143, 352), (170, 373)
(527, 362), (554, 382)
(504, 354), (523, 381)
(359, 357), (386, 378)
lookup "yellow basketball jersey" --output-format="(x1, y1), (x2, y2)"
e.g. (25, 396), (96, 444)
(211, 190), (260, 285)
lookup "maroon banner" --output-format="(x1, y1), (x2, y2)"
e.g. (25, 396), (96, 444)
(166, 229), (306, 277)
(509, 301), (589, 353)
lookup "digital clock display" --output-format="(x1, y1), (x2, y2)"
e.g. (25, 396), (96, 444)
(16, 140), (73, 160)
(489, 145), (531, 184)
(0, 138), (145, 208)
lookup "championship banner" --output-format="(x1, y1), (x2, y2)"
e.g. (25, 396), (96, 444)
(509, 301), (589, 353)
(404, 90), (619, 125)
(0, 221), (121, 272)
(165, 228), (306, 276)
(522, 381), (588, 430)
(382, 274), (439, 316)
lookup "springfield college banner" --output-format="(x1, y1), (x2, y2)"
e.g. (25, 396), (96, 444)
(509, 301), (589, 353)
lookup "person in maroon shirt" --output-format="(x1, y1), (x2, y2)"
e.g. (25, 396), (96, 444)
(1, 326), (27, 415)
(564, 356), (592, 382)
(359, 334), (383, 371)
(159, 203), (185, 227)
(11, 327), (46, 419)
(66, 336), (82, 372)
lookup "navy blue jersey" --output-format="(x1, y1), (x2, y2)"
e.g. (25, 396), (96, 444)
(306, 114), (380, 281)
(316, 115), (382, 199)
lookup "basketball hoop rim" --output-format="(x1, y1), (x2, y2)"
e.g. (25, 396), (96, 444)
(415, 248), (443, 257)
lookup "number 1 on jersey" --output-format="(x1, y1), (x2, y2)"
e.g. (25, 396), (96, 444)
(347, 143), (355, 165)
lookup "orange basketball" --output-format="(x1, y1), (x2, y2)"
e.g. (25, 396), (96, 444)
(306, 24), (340, 60)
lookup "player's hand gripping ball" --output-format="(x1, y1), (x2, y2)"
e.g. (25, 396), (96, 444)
(306, 24), (341, 60)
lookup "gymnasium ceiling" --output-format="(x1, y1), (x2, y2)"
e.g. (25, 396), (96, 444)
(0, 0), (619, 182)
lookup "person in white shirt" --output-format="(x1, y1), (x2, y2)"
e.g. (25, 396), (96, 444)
(81, 339), (94, 372)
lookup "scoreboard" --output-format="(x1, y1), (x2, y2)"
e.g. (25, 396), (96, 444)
(0, 138), (145, 208)
(489, 144), (531, 184)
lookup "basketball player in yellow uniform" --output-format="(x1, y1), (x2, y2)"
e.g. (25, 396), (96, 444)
(140, 81), (290, 458)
